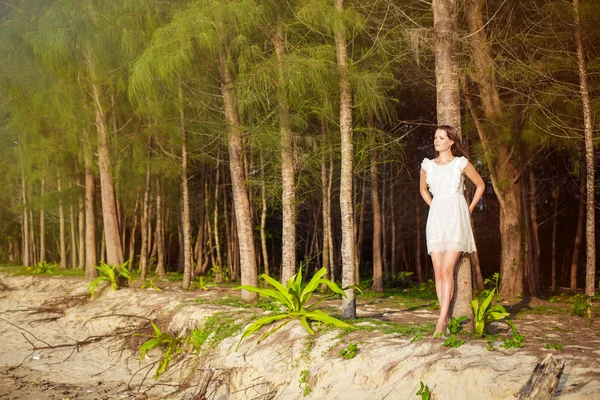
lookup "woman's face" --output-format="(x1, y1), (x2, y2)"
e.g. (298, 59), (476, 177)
(434, 129), (454, 153)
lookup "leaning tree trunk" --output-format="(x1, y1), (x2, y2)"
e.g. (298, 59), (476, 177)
(334, 0), (356, 319)
(371, 147), (383, 292)
(179, 83), (193, 289)
(466, 0), (523, 300)
(433, 0), (473, 325)
(573, 0), (596, 298)
(213, 152), (223, 281)
(57, 171), (67, 270)
(216, 16), (258, 301)
(92, 83), (124, 268)
(273, 11), (297, 284)
(84, 156), (97, 278)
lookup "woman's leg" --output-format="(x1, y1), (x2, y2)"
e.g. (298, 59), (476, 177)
(432, 251), (461, 334)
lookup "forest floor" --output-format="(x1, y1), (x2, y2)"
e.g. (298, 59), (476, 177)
(0, 266), (599, 399)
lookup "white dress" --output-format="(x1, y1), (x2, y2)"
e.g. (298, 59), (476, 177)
(421, 156), (477, 254)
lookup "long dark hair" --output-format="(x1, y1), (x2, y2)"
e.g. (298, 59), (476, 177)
(434, 125), (470, 160)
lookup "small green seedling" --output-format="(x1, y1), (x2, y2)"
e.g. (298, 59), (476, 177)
(545, 342), (563, 351)
(416, 381), (431, 400)
(141, 278), (162, 291)
(447, 316), (468, 334)
(138, 322), (182, 380)
(443, 335), (464, 348)
(339, 342), (358, 359)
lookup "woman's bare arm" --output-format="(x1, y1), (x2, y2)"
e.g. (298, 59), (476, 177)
(463, 161), (485, 213)
(420, 168), (432, 206)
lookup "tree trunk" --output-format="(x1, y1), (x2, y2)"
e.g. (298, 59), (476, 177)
(371, 148), (383, 292)
(415, 180), (423, 283)
(155, 178), (166, 277)
(571, 171), (585, 291)
(216, 16), (258, 301)
(573, 0), (596, 298)
(92, 83), (124, 268)
(223, 184), (233, 280)
(433, 0), (472, 324)
(551, 178), (560, 293)
(260, 150), (269, 276)
(69, 184), (77, 268)
(391, 173), (397, 278)
(39, 176), (46, 263)
(321, 123), (331, 282)
(355, 174), (366, 284)
(465, 0), (523, 300)
(213, 152), (223, 281)
(57, 170), (67, 270)
(84, 157), (97, 278)
(77, 173), (85, 270)
(21, 164), (30, 267)
(529, 170), (541, 295)
(29, 209), (36, 266)
(334, 0), (356, 318)
(178, 83), (193, 289)
(128, 190), (140, 270)
(273, 11), (297, 284)
(140, 147), (151, 280)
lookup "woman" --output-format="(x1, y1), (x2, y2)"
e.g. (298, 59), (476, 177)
(419, 125), (485, 335)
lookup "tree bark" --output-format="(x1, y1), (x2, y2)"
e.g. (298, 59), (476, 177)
(273, 10), (297, 284)
(213, 152), (223, 281)
(434, 0), (472, 324)
(84, 157), (97, 278)
(77, 173), (85, 270)
(551, 178), (560, 293)
(571, 171), (585, 291)
(155, 178), (166, 277)
(21, 163), (30, 267)
(92, 83), (124, 268)
(140, 146), (151, 280)
(216, 15), (258, 300)
(260, 150), (269, 276)
(415, 179), (423, 283)
(529, 170), (541, 295)
(573, 0), (596, 298)
(465, 0), (523, 300)
(128, 190), (140, 270)
(321, 123), (331, 282)
(179, 83), (193, 289)
(57, 170), (67, 270)
(371, 148), (383, 292)
(334, 0), (356, 318)
(39, 176), (46, 263)
(69, 184), (77, 268)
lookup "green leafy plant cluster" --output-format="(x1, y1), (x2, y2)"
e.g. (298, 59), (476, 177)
(26, 261), (58, 275)
(486, 334), (499, 351)
(545, 342), (563, 351)
(234, 267), (356, 350)
(479, 273), (500, 301)
(470, 287), (511, 337)
(447, 316), (467, 334)
(416, 381), (431, 400)
(140, 278), (162, 291)
(339, 342), (358, 359)
(443, 335), (464, 348)
(570, 294), (596, 318)
(299, 369), (311, 397)
(187, 312), (244, 352)
(500, 321), (524, 349)
(411, 333), (424, 343)
(138, 322), (183, 380)
(88, 261), (133, 298)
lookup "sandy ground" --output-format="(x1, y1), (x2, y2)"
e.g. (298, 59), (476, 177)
(0, 272), (599, 399)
